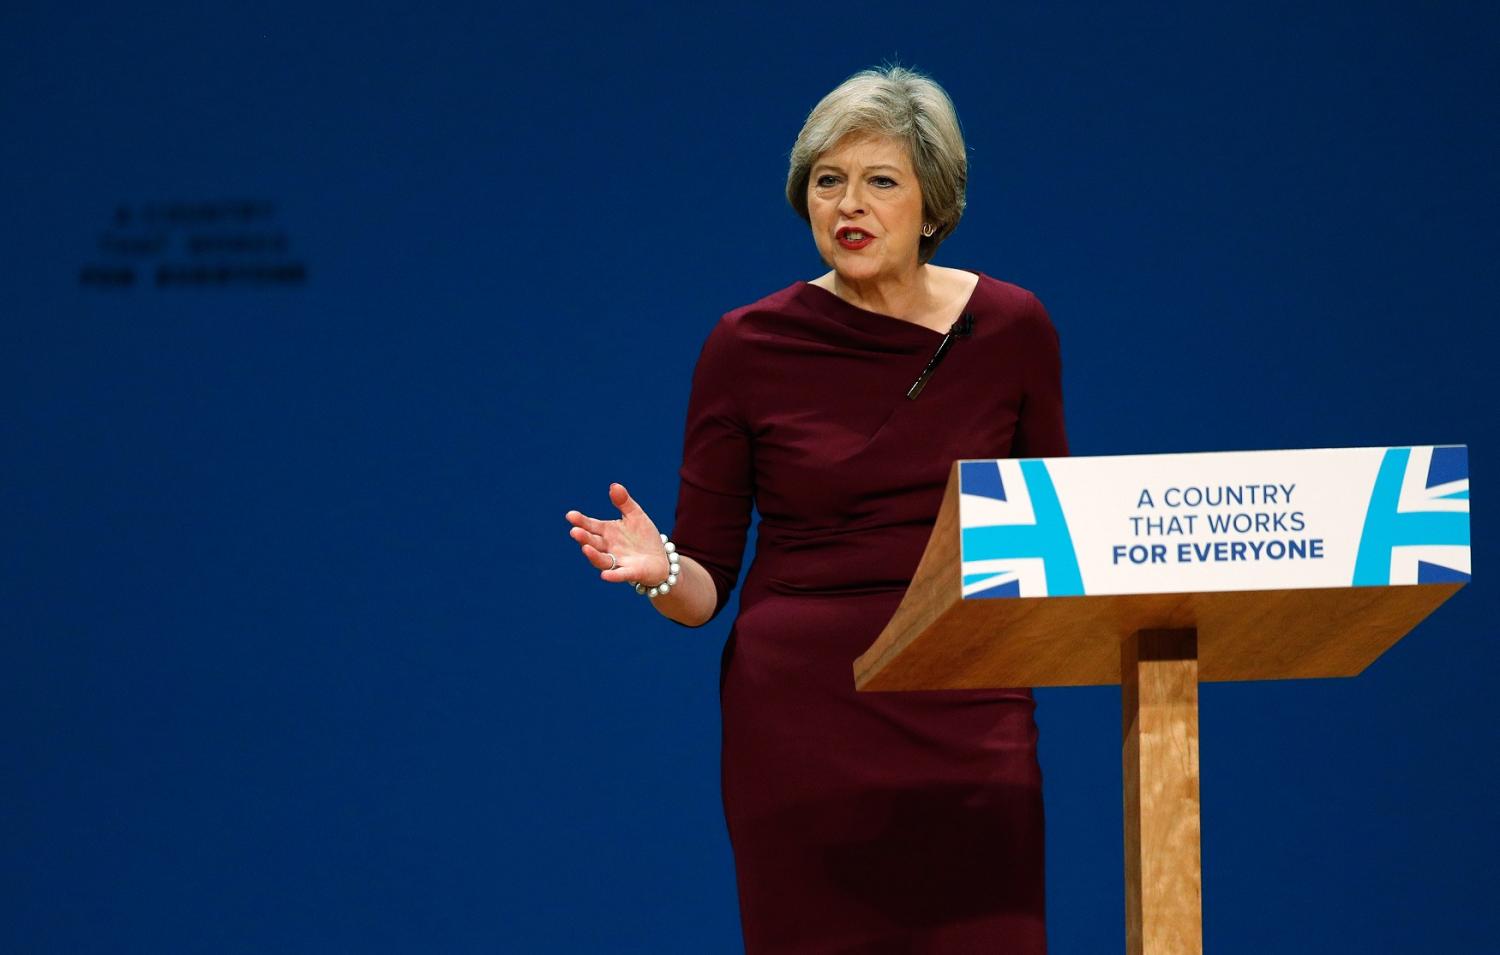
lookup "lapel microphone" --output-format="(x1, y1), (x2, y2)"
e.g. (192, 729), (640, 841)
(906, 312), (974, 400)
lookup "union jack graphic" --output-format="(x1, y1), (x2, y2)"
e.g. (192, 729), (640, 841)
(1352, 445), (1470, 586)
(958, 459), (1083, 598)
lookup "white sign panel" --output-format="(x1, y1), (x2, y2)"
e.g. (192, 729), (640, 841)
(958, 446), (1470, 599)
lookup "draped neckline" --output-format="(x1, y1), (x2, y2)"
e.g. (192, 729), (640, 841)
(792, 270), (986, 346)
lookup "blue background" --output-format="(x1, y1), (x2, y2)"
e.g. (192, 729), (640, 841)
(4, 2), (1495, 951)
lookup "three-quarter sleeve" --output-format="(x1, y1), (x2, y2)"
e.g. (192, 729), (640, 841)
(671, 319), (754, 624)
(1010, 294), (1070, 459)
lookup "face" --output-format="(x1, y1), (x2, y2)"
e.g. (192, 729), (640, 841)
(807, 132), (927, 285)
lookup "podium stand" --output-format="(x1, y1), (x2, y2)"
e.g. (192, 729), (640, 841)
(854, 447), (1470, 955)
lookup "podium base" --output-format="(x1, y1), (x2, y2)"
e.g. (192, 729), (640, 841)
(1123, 629), (1203, 955)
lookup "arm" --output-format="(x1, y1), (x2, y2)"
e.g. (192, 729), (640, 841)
(564, 318), (753, 627)
(1010, 293), (1070, 458)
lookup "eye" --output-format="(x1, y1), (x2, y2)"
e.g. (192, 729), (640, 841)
(871, 175), (897, 188)
(815, 174), (841, 188)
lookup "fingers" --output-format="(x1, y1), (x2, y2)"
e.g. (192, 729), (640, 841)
(564, 509), (610, 536)
(568, 484), (645, 525)
(579, 541), (612, 572)
(569, 524), (609, 554)
(609, 482), (640, 519)
(565, 504), (612, 561)
(582, 542), (633, 583)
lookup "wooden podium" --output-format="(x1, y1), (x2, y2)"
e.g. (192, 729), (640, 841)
(854, 449), (1469, 954)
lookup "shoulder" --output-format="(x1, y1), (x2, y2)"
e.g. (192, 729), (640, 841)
(965, 273), (1061, 356)
(692, 281), (807, 363)
(700, 281), (815, 346)
(969, 273), (1050, 323)
(720, 281), (809, 325)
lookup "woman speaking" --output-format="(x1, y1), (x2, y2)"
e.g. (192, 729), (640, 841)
(566, 66), (1068, 953)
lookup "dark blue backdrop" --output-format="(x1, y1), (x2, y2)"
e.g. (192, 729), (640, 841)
(4, 2), (1495, 951)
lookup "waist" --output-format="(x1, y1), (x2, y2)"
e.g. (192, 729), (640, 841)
(748, 520), (935, 595)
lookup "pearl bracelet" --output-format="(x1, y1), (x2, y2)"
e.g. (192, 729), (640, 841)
(632, 533), (681, 598)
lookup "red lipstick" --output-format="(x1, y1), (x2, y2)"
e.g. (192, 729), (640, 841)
(836, 226), (874, 250)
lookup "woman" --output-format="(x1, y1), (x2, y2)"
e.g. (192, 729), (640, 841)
(566, 66), (1067, 953)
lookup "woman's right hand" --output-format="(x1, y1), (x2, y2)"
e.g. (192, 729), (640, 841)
(564, 482), (673, 589)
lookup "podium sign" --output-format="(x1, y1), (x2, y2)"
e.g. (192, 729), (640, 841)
(855, 445), (1470, 955)
(960, 444), (1470, 599)
(858, 445), (1470, 691)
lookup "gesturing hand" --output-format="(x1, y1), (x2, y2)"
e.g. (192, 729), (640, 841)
(565, 483), (672, 588)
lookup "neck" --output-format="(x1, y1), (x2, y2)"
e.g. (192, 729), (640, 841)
(833, 263), (931, 320)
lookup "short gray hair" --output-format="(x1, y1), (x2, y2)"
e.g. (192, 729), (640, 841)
(786, 66), (967, 265)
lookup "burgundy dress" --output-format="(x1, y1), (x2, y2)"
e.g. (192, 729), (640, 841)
(671, 273), (1068, 954)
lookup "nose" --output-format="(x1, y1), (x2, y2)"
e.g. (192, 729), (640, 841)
(836, 180), (866, 218)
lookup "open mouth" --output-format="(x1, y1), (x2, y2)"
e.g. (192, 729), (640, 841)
(836, 227), (873, 249)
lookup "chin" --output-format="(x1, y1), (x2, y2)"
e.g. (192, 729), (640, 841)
(833, 259), (887, 282)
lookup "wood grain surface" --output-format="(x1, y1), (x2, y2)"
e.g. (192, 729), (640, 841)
(1123, 630), (1203, 955)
